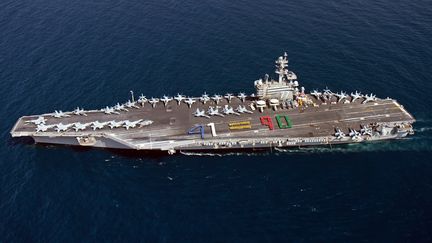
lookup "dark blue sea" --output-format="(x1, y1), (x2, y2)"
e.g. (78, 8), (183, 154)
(1, 0), (432, 242)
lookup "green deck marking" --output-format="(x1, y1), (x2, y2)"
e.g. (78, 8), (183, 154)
(276, 115), (292, 129)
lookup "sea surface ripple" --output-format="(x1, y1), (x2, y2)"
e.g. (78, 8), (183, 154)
(1, 0), (432, 242)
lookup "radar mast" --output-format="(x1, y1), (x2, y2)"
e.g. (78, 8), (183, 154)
(275, 52), (289, 83)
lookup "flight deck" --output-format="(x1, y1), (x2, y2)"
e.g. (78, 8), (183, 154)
(10, 53), (416, 154)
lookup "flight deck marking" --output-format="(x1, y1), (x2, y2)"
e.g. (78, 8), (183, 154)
(187, 123), (220, 139)
(275, 115), (292, 129)
(260, 115), (294, 130)
(229, 121), (251, 130)
(187, 125), (205, 139)
(207, 123), (218, 137)
(260, 116), (274, 130)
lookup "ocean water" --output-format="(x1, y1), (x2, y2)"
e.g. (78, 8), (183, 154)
(1, 0), (432, 242)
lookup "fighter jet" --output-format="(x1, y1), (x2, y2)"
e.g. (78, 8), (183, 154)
(350, 91), (362, 103)
(207, 106), (224, 117)
(35, 124), (54, 132)
(123, 119), (143, 130)
(174, 94), (186, 105)
(360, 124), (373, 136)
(193, 108), (210, 118)
(200, 92), (210, 104)
(184, 97), (196, 108)
(91, 121), (107, 130)
(237, 92), (247, 103)
(54, 123), (73, 132)
(114, 103), (128, 112)
(348, 128), (362, 140)
(224, 93), (234, 103)
(102, 106), (120, 115)
(362, 93), (376, 104)
(125, 100), (139, 109)
(334, 128), (346, 139)
(212, 94), (222, 104)
(148, 97), (160, 108)
(72, 122), (90, 132)
(53, 110), (70, 118)
(25, 116), (47, 125)
(160, 95), (173, 106)
(138, 94), (148, 106)
(139, 120), (154, 127)
(335, 91), (348, 103)
(236, 105), (253, 114)
(323, 87), (333, 100)
(223, 105), (240, 116)
(72, 107), (87, 116)
(107, 120), (124, 129)
(310, 90), (322, 100)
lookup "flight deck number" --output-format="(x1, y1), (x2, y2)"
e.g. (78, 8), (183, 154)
(260, 115), (293, 130)
(187, 115), (293, 139)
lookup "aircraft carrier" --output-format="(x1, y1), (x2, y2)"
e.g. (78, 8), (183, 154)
(10, 53), (416, 154)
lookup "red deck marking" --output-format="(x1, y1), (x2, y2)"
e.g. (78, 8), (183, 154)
(260, 116), (274, 130)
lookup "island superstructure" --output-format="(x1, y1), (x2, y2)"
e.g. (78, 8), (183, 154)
(10, 53), (416, 154)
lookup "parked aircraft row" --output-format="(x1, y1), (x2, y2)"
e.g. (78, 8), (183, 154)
(44, 93), (250, 119)
(135, 92), (248, 108)
(35, 119), (153, 133)
(310, 89), (377, 104)
(334, 125), (373, 140)
(193, 105), (253, 118)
